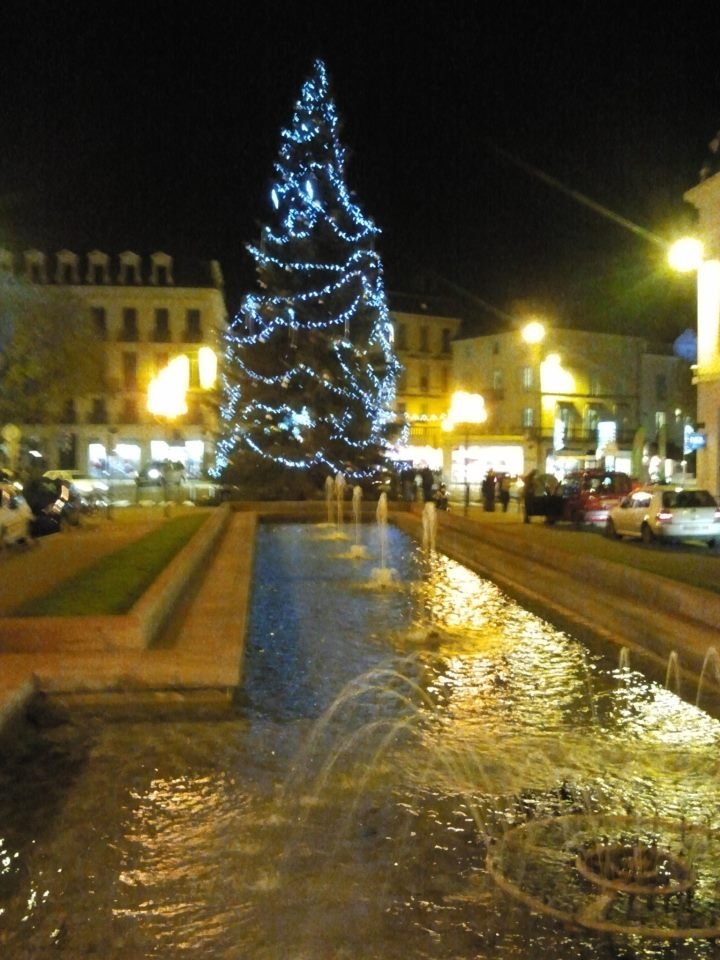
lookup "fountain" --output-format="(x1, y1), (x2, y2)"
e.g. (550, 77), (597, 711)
(369, 491), (397, 586)
(319, 471), (350, 540)
(335, 469), (346, 527)
(665, 649), (681, 695)
(487, 814), (720, 940)
(3, 520), (720, 958)
(697, 646), (720, 708)
(347, 485), (369, 559)
(324, 473), (335, 524)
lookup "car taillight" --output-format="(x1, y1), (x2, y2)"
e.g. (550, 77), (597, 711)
(656, 510), (674, 524)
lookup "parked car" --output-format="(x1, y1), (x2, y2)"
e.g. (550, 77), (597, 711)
(26, 475), (80, 532)
(136, 460), (186, 488)
(606, 485), (720, 547)
(522, 472), (564, 520)
(43, 470), (109, 510)
(558, 470), (635, 527)
(523, 469), (634, 526)
(0, 483), (34, 546)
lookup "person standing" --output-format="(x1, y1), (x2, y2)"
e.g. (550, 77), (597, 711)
(499, 473), (511, 513)
(523, 469), (539, 523)
(482, 469), (496, 512)
(420, 465), (434, 503)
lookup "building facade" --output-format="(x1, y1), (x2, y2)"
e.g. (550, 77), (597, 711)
(450, 326), (694, 490)
(388, 296), (463, 471)
(684, 148), (720, 496)
(0, 248), (227, 480)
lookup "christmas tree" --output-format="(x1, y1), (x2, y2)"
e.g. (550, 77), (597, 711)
(217, 59), (401, 489)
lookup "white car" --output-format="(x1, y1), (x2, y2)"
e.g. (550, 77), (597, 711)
(606, 485), (720, 547)
(0, 484), (33, 546)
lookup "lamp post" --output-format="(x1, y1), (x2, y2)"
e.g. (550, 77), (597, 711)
(667, 236), (719, 493)
(443, 391), (487, 514)
(522, 321), (546, 470)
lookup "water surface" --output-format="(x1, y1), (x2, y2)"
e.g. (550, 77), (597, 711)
(2, 522), (720, 958)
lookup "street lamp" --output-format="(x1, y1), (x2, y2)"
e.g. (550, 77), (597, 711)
(668, 237), (704, 273)
(521, 319), (546, 345)
(521, 321), (546, 470)
(443, 390), (487, 514)
(667, 235), (720, 492)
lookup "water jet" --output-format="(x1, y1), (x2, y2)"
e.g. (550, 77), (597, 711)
(3, 520), (720, 958)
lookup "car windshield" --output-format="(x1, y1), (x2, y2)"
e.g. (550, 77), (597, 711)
(661, 489), (717, 509)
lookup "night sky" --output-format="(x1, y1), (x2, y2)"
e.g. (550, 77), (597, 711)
(2, 1), (719, 335)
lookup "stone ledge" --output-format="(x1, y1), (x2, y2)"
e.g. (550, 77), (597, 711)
(435, 510), (720, 634)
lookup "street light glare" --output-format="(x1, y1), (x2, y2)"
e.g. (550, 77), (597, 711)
(147, 355), (190, 418)
(445, 390), (487, 429)
(522, 320), (546, 344)
(668, 237), (704, 273)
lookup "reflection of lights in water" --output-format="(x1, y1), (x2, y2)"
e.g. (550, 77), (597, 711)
(4, 524), (720, 955)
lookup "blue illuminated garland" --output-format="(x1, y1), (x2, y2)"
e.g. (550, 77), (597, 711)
(217, 58), (401, 477)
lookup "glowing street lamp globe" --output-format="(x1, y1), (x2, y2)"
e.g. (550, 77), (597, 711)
(668, 237), (704, 273)
(522, 320), (546, 345)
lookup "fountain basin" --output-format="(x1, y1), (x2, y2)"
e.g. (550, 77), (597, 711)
(487, 814), (720, 940)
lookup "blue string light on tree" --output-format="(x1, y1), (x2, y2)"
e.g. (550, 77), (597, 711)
(217, 58), (402, 482)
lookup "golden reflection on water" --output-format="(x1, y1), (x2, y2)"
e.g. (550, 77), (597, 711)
(4, 524), (720, 958)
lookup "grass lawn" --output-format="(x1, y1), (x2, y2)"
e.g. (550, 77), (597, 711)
(14, 513), (208, 616)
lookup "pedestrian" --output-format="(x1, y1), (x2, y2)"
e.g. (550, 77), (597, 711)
(401, 467), (415, 503)
(420, 465), (434, 503)
(482, 469), (496, 512)
(499, 473), (511, 513)
(523, 468), (539, 523)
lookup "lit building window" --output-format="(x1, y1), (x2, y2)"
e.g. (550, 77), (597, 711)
(522, 407), (534, 427)
(521, 366), (533, 390)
